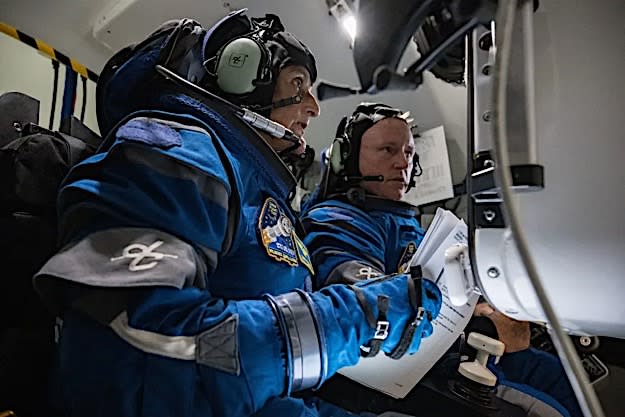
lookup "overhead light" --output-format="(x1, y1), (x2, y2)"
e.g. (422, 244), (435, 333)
(327, 0), (357, 44)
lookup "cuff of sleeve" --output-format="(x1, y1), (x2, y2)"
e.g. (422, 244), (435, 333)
(265, 290), (325, 393)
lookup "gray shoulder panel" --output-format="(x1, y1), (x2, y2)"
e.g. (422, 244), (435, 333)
(35, 227), (205, 290)
(327, 260), (384, 285)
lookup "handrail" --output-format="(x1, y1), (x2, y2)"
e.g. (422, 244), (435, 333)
(0, 22), (99, 83)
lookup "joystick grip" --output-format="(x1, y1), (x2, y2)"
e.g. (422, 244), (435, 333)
(458, 332), (505, 387)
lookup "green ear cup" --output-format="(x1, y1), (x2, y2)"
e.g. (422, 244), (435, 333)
(216, 37), (263, 95)
(330, 139), (344, 175)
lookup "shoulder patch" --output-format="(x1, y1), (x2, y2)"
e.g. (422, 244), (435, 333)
(116, 117), (182, 148)
(293, 233), (314, 275)
(397, 241), (418, 273)
(258, 197), (298, 267)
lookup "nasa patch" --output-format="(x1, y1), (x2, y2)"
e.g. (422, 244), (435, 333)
(258, 197), (298, 267)
(397, 241), (418, 273)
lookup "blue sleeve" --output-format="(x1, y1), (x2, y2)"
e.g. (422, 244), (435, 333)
(498, 348), (583, 417)
(302, 201), (387, 288)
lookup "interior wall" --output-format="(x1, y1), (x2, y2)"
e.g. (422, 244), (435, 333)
(0, 34), (100, 134)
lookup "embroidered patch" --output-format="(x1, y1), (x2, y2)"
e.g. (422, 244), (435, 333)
(397, 241), (418, 273)
(356, 265), (381, 279)
(110, 240), (179, 272)
(116, 117), (182, 148)
(293, 233), (314, 275)
(258, 197), (298, 267)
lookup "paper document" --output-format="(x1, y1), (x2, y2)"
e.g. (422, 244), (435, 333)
(403, 126), (454, 207)
(338, 208), (478, 398)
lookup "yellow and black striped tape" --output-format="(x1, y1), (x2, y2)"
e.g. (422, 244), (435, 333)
(0, 22), (99, 83)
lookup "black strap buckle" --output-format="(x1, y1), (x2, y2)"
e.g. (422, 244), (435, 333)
(373, 320), (390, 340)
(360, 295), (390, 357)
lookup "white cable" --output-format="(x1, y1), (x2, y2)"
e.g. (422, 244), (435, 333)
(491, 1), (605, 417)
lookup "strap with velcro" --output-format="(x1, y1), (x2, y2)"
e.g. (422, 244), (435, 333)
(388, 271), (425, 360)
(359, 295), (390, 358)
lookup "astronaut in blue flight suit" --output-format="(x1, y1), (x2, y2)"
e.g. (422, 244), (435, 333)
(301, 102), (583, 417)
(33, 12), (442, 417)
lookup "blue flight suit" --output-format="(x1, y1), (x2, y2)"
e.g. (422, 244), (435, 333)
(36, 100), (314, 417)
(301, 195), (425, 289)
(302, 195), (582, 417)
(34, 90), (441, 417)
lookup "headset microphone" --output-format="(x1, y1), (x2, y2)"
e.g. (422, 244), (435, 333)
(252, 93), (303, 112)
(271, 94), (302, 108)
(343, 175), (384, 182)
(156, 65), (301, 144)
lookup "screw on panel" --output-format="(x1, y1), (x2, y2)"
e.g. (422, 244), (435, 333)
(12, 121), (22, 132)
(482, 111), (492, 122)
(483, 209), (496, 223)
(479, 32), (493, 51)
(487, 267), (500, 278)
(579, 336), (592, 347)
(577, 336), (600, 351)
(482, 65), (491, 76)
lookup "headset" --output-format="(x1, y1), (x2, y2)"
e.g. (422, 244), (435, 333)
(145, 10), (318, 151)
(97, 10), (315, 155)
(152, 9), (316, 118)
(214, 36), (271, 95)
(327, 102), (422, 187)
(156, 12), (268, 96)
(209, 13), (278, 98)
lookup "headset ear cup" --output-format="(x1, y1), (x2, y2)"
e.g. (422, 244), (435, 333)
(407, 153), (422, 189)
(342, 138), (351, 169)
(329, 138), (345, 175)
(215, 37), (265, 94)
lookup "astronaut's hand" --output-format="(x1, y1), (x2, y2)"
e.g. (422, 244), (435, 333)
(474, 303), (530, 353)
(351, 274), (442, 359)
